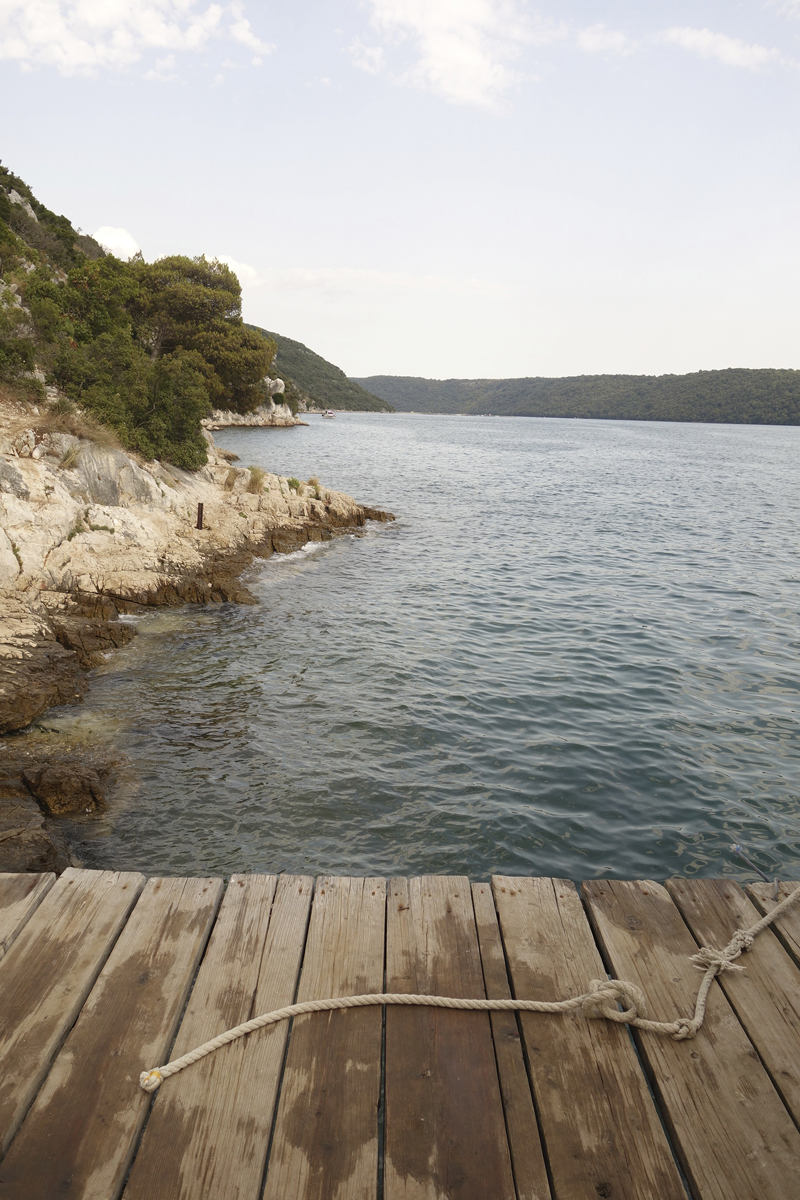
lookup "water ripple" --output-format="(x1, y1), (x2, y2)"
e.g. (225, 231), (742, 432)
(46, 414), (800, 882)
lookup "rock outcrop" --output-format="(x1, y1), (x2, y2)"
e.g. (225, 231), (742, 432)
(202, 386), (306, 430)
(0, 394), (394, 870)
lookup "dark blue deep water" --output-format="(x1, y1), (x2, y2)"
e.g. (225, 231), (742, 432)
(46, 414), (800, 881)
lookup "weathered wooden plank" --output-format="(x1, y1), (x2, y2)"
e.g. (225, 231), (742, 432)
(471, 882), (551, 1200)
(0, 872), (54, 961)
(584, 879), (800, 1200)
(125, 873), (313, 1200)
(0, 876), (222, 1200)
(494, 876), (684, 1200)
(746, 881), (800, 968)
(262, 875), (386, 1200)
(385, 876), (515, 1200)
(667, 877), (800, 1128)
(0, 866), (144, 1157)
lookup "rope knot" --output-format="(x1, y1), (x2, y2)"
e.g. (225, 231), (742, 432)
(689, 947), (745, 974)
(671, 1018), (698, 1041)
(139, 1069), (163, 1093)
(582, 978), (648, 1024)
(728, 930), (755, 956)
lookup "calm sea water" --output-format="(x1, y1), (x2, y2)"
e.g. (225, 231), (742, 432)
(43, 414), (800, 881)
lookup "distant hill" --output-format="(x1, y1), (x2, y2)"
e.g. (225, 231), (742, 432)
(248, 327), (393, 412)
(351, 370), (800, 425)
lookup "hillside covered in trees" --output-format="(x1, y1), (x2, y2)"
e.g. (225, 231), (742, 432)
(2, 164), (386, 467)
(353, 370), (800, 424)
(249, 327), (391, 412)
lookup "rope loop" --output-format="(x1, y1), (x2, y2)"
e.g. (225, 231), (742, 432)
(581, 978), (648, 1023)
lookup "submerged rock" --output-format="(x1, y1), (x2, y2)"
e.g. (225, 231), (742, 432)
(0, 772), (70, 873)
(23, 762), (106, 815)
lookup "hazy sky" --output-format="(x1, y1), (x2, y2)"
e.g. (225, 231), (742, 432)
(1, 1), (799, 378)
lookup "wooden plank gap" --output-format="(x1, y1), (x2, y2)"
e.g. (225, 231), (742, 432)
(576, 886), (694, 1198)
(745, 881), (800, 969)
(584, 878), (800, 1200)
(0, 875), (223, 1200)
(256, 875), (317, 1200)
(125, 873), (313, 1200)
(385, 875), (516, 1200)
(471, 882), (551, 1200)
(668, 877), (800, 1134)
(0, 867), (145, 1160)
(0, 873), (55, 963)
(262, 875), (386, 1200)
(494, 875), (685, 1200)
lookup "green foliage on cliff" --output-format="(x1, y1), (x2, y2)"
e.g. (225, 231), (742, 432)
(248, 326), (393, 412)
(353, 371), (800, 425)
(0, 165), (275, 467)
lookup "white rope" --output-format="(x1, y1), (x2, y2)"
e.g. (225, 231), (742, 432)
(139, 880), (800, 1093)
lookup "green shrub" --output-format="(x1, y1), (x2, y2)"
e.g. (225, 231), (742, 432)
(287, 477), (301, 493)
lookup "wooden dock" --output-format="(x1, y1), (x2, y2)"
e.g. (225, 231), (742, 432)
(1, 870), (800, 1199)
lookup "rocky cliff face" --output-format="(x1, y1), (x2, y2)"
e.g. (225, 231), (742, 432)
(0, 395), (393, 870)
(202, 398), (304, 430)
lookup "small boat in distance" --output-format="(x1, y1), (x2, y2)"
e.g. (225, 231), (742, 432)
(322, 409), (336, 419)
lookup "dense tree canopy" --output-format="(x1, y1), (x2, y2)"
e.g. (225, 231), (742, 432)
(0, 166), (276, 467)
(355, 370), (800, 424)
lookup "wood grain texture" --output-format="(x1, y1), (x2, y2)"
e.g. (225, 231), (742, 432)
(0, 873), (54, 961)
(471, 882), (551, 1200)
(494, 876), (684, 1200)
(0, 867), (144, 1157)
(125, 873), (313, 1200)
(667, 877), (800, 1128)
(584, 878), (800, 1200)
(746, 881), (800, 968)
(263, 875), (386, 1200)
(385, 876), (516, 1200)
(0, 876), (223, 1200)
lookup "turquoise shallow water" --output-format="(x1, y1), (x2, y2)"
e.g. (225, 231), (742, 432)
(45, 414), (800, 881)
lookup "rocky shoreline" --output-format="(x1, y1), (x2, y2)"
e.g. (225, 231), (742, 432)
(0, 396), (393, 871)
(201, 396), (308, 430)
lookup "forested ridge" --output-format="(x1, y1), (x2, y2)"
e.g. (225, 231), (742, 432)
(353, 370), (800, 424)
(248, 326), (392, 412)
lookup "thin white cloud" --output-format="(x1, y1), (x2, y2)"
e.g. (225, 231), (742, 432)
(144, 52), (178, 80)
(350, 38), (385, 76)
(770, 2), (800, 17)
(93, 226), (141, 259)
(662, 27), (780, 70)
(228, 1), (272, 55)
(0, 1), (271, 75)
(577, 25), (636, 57)
(358, 0), (567, 110)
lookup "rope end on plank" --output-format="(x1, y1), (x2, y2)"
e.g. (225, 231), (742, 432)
(140, 1068), (162, 1093)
